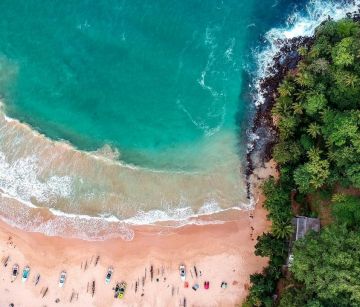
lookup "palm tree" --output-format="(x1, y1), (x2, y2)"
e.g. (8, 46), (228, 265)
(292, 102), (303, 115)
(278, 80), (295, 97)
(344, 73), (359, 88)
(312, 58), (329, 75)
(273, 96), (292, 116)
(294, 89), (308, 103)
(271, 221), (294, 239)
(295, 71), (313, 87)
(298, 46), (308, 57)
(307, 147), (322, 161)
(307, 123), (321, 138)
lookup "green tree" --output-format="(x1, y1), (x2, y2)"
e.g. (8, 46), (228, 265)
(273, 141), (302, 164)
(255, 232), (287, 259)
(291, 225), (360, 306)
(332, 195), (360, 227)
(304, 93), (327, 115)
(278, 80), (295, 97)
(271, 220), (294, 239)
(295, 70), (314, 87)
(344, 72), (360, 88)
(292, 102), (304, 115)
(262, 178), (292, 223)
(306, 123), (321, 138)
(332, 37), (355, 67)
(346, 163), (360, 188)
(278, 116), (297, 140)
(294, 148), (330, 193)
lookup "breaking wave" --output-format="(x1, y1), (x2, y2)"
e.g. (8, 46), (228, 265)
(252, 0), (360, 106)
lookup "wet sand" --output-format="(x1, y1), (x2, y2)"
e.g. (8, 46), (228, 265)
(0, 111), (247, 225)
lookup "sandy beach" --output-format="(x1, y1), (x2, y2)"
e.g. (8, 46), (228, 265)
(0, 161), (275, 307)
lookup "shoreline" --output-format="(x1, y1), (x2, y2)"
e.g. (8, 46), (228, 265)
(245, 35), (314, 200)
(0, 109), (248, 233)
(0, 161), (276, 306)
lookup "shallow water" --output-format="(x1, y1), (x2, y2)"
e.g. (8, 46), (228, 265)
(0, 0), (357, 239)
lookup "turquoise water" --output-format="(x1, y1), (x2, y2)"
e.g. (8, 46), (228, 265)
(0, 0), (354, 238)
(0, 0), (302, 170)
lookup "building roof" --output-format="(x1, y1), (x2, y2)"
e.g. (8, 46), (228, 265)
(292, 216), (320, 241)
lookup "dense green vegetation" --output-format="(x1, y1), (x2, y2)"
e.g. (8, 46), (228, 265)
(244, 18), (360, 306)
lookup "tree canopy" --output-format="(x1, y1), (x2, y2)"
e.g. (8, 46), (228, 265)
(245, 18), (360, 307)
(291, 225), (360, 307)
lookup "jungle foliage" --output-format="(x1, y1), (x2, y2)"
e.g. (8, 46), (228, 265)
(244, 19), (360, 307)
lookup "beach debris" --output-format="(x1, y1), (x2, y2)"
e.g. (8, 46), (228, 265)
(204, 281), (210, 289)
(95, 255), (100, 266)
(92, 280), (96, 297)
(9, 303), (14, 307)
(105, 266), (114, 284)
(41, 287), (48, 298)
(113, 281), (127, 299)
(142, 276), (145, 286)
(135, 281), (138, 293)
(184, 281), (189, 288)
(55, 298), (60, 303)
(179, 265), (186, 281)
(58, 271), (67, 288)
(192, 283), (199, 291)
(22, 265), (31, 282)
(194, 266), (198, 278)
(84, 260), (88, 271)
(70, 291), (75, 303)
(90, 255), (94, 265)
(171, 285), (175, 296)
(150, 265), (154, 281)
(34, 274), (41, 286)
(70, 290), (79, 302)
(221, 281), (228, 289)
(11, 264), (19, 282)
(156, 278), (159, 282)
(1, 255), (9, 267)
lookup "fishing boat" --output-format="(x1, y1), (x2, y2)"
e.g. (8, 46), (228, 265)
(179, 264), (186, 281)
(11, 264), (19, 282)
(58, 271), (67, 288)
(22, 266), (30, 282)
(105, 266), (114, 284)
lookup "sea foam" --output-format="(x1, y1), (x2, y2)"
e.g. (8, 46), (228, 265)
(253, 0), (360, 107)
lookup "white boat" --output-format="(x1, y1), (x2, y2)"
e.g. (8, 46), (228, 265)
(105, 266), (114, 284)
(22, 265), (30, 282)
(179, 265), (186, 281)
(58, 271), (67, 288)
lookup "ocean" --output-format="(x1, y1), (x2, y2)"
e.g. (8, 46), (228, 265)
(0, 0), (357, 240)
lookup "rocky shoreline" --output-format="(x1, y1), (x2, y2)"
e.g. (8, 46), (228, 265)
(246, 36), (315, 199)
